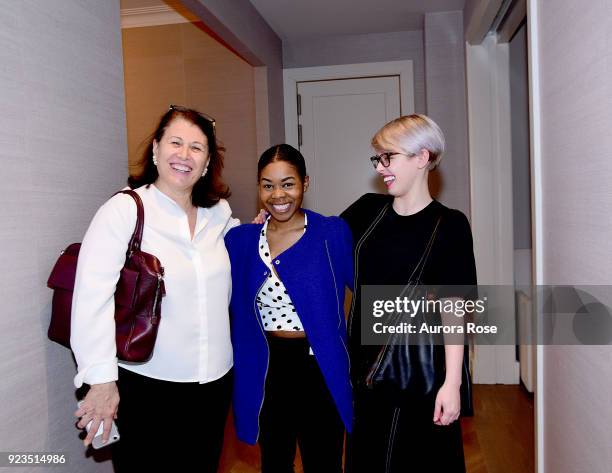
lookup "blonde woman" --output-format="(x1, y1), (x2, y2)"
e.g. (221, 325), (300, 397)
(341, 115), (475, 472)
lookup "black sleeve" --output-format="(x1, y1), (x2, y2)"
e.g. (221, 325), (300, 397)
(339, 193), (369, 230)
(340, 193), (390, 242)
(436, 210), (477, 298)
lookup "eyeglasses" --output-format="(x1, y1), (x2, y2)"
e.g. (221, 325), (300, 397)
(369, 151), (416, 169)
(169, 104), (216, 135)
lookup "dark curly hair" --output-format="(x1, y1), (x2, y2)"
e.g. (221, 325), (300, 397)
(128, 105), (230, 207)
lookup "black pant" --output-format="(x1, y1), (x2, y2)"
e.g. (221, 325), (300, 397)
(346, 386), (465, 473)
(112, 367), (232, 473)
(259, 337), (344, 473)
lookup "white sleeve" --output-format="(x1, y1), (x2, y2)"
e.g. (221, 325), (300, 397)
(223, 217), (241, 235)
(71, 193), (137, 388)
(220, 199), (240, 236)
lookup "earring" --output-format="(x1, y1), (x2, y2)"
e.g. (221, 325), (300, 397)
(202, 167), (208, 177)
(152, 154), (158, 166)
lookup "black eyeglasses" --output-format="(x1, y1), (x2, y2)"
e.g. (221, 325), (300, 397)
(369, 151), (415, 169)
(169, 104), (216, 135)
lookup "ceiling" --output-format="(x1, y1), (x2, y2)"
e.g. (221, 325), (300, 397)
(120, 0), (466, 41)
(249, 0), (465, 41)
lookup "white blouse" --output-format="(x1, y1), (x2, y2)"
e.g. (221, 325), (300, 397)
(71, 184), (239, 388)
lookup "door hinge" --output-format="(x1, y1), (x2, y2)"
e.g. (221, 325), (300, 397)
(297, 94), (302, 116)
(298, 124), (302, 148)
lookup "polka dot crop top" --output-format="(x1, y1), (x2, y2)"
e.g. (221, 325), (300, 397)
(256, 215), (307, 332)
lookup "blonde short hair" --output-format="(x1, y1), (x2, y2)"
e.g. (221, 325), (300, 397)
(371, 114), (445, 169)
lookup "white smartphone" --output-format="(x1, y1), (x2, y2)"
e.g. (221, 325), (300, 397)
(77, 401), (120, 449)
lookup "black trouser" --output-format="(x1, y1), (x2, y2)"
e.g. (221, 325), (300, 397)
(112, 367), (232, 473)
(259, 337), (344, 473)
(346, 386), (465, 473)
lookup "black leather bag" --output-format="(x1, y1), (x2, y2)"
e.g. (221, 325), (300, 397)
(365, 216), (474, 416)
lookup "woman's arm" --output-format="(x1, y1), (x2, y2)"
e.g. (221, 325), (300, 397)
(70, 194), (135, 445)
(212, 199), (240, 237)
(329, 217), (355, 292)
(433, 210), (477, 425)
(433, 297), (464, 426)
(71, 194), (135, 387)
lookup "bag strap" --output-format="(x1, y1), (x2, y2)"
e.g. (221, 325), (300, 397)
(368, 216), (444, 383)
(412, 216), (442, 284)
(114, 190), (145, 257)
(395, 215), (442, 302)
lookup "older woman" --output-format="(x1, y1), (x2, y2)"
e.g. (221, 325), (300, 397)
(71, 105), (238, 471)
(341, 114), (476, 473)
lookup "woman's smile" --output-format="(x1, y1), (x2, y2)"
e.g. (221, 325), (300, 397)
(270, 202), (292, 213)
(382, 174), (396, 187)
(169, 162), (193, 174)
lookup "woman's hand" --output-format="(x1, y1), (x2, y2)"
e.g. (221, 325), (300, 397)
(251, 208), (268, 224)
(433, 381), (461, 426)
(75, 381), (120, 447)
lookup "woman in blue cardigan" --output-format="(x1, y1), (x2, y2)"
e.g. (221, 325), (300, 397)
(225, 144), (353, 473)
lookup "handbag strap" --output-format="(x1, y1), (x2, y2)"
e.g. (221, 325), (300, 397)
(113, 190), (145, 257)
(412, 216), (442, 284)
(396, 215), (442, 302)
(369, 216), (444, 381)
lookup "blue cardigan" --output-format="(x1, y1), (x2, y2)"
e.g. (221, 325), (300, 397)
(225, 209), (354, 445)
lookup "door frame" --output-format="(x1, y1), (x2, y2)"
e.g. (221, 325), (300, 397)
(466, 34), (520, 386)
(465, 1), (544, 471)
(527, 1), (545, 471)
(282, 61), (415, 149)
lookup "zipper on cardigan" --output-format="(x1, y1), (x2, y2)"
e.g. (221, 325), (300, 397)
(385, 407), (401, 473)
(347, 236), (363, 339)
(325, 240), (353, 387)
(253, 275), (270, 442)
(324, 241), (342, 330)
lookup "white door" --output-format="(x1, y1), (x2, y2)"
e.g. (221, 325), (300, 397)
(297, 76), (403, 215)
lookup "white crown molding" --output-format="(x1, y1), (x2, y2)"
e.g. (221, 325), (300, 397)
(121, 6), (198, 29)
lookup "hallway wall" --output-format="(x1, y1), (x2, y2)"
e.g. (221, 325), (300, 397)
(425, 10), (471, 218)
(0, 1), (126, 471)
(536, 1), (612, 471)
(122, 21), (259, 221)
(182, 0), (285, 145)
(509, 24), (531, 253)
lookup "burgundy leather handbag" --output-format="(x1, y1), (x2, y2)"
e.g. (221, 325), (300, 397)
(47, 190), (165, 362)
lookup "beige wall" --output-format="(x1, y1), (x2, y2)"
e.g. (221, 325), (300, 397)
(182, 0), (285, 145)
(122, 22), (259, 221)
(537, 1), (612, 471)
(0, 1), (126, 471)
